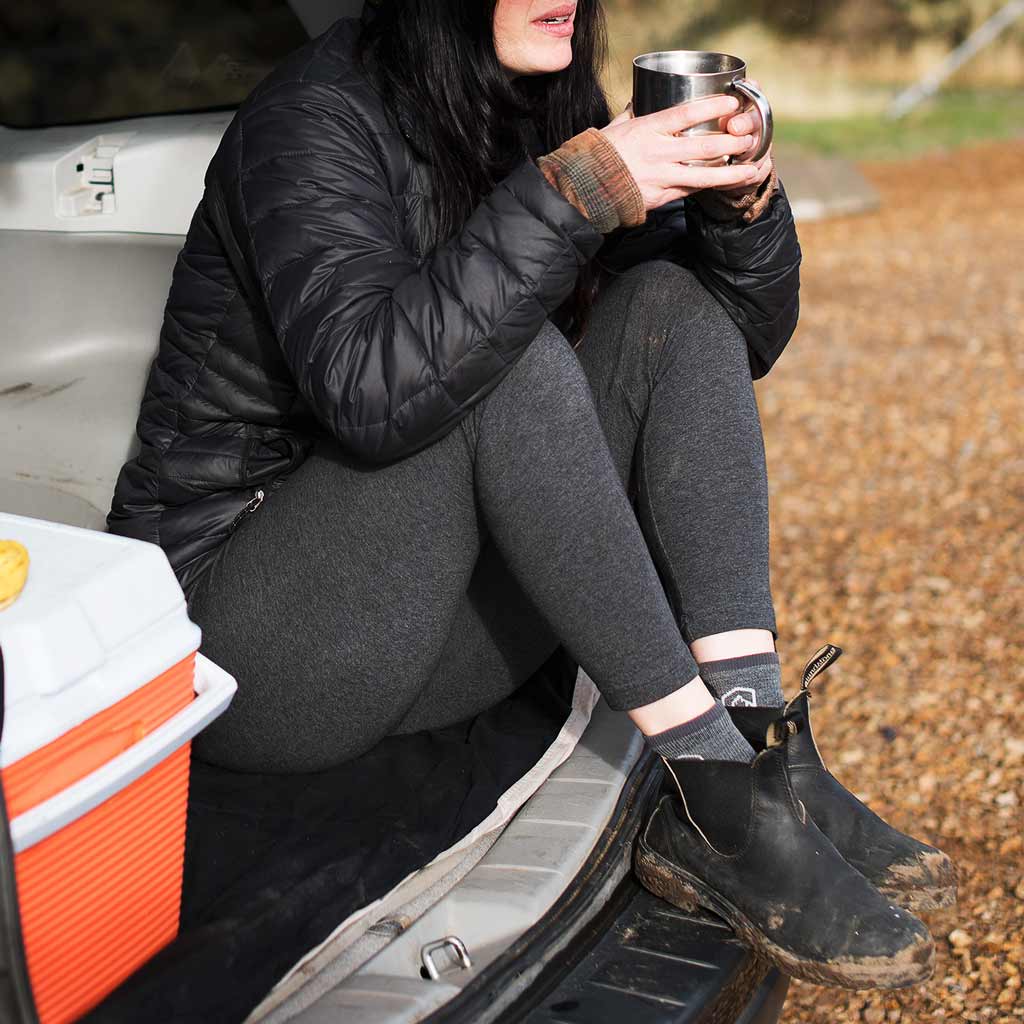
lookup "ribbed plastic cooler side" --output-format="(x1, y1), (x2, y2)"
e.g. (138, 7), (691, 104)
(14, 744), (191, 1024)
(7, 654), (237, 1024)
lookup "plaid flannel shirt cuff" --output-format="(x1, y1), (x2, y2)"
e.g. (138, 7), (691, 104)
(535, 126), (647, 234)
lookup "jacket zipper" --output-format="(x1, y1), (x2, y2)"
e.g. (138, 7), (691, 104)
(230, 488), (264, 531)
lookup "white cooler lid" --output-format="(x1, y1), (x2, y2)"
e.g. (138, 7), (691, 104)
(0, 513), (201, 768)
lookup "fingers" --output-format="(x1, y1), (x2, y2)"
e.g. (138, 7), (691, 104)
(747, 145), (773, 174)
(663, 130), (755, 164)
(724, 111), (757, 137)
(708, 149), (774, 195)
(661, 159), (763, 192)
(641, 94), (740, 135)
(738, 149), (772, 179)
(723, 81), (766, 137)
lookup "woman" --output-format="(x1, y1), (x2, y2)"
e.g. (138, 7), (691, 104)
(108, 0), (954, 991)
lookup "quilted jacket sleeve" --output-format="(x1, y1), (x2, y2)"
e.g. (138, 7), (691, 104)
(595, 181), (802, 379)
(220, 81), (606, 463)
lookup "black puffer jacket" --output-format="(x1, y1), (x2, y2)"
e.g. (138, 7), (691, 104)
(107, 10), (801, 594)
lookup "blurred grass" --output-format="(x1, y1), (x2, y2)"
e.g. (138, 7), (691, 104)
(774, 89), (1024, 159)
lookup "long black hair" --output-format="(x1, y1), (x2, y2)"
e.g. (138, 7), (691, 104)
(356, 0), (612, 342)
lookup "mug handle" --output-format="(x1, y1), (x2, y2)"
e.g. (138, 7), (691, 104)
(727, 78), (773, 164)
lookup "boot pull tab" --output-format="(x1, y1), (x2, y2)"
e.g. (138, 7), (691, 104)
(800, 643), (843, 694)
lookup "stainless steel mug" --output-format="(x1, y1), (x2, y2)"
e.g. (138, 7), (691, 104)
(632, 50), (773, 164)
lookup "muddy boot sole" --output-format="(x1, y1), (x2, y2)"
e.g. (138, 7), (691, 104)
(635, 839), (935, 991)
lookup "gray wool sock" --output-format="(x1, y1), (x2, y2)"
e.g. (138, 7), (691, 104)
(643, 702), (755, 763)
(698, 651), (784, 708)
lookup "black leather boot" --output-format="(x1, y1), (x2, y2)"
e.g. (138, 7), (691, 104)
(728, 643), (957, 913)
(634, 736), (935, 989)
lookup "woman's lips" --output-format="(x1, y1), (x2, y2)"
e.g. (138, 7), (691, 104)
(532, 6), (575, 37)
(533, 17), (574, 37)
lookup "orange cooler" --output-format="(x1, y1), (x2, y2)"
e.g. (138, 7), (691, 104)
(0, 513), (237, 1024)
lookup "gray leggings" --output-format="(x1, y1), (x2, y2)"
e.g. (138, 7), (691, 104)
(188, 259), (776, 772)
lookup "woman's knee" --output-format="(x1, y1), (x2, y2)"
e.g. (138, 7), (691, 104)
(603, 259), (748, 369)
(573, 260), (751, 422)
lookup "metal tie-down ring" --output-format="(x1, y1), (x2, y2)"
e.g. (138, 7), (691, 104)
(420, 936), (472, 981)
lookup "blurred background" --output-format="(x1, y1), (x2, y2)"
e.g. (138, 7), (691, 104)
(605, 0), (1024, 155)
(3, 0), (1023, 152)
(1, 3), (1021, 1023)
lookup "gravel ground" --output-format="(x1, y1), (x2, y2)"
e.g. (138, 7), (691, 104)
(761, 140), (1023, 1022)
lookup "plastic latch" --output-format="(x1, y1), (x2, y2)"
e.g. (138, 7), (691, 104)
(54, 133), (135, 218)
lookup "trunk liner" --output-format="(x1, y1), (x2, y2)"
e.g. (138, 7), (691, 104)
(81, 648), (580, 1024)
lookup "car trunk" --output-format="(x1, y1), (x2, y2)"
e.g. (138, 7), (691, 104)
(0, 86), (789, 1024)
(0, 647), (591, 1024)
(0, 119), (613, 1024)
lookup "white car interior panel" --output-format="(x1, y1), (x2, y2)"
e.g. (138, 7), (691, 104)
(0, 112), (232, 527)
(0, 231), (183, 527)
(0, 113), (230, 235)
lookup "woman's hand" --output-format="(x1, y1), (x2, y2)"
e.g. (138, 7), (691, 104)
(600, 95), (761, 212)
(708, 81), (774, 197)
(712, 145), (774, 198)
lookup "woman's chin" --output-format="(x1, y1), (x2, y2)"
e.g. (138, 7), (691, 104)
(509, 45), (573, 76)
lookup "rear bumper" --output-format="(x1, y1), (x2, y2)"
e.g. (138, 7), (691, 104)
(497, 877), (788, 1024)
(425, 752), (787, 1024)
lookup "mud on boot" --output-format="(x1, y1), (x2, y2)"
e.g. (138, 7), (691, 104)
(728, 643), (957, 913)
(634, 737), (935, 990)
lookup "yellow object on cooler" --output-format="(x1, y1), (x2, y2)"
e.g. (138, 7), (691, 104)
(0, 540), (29, 611)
